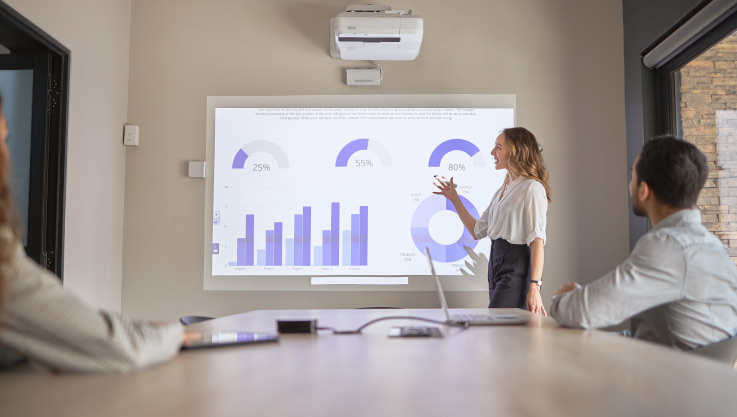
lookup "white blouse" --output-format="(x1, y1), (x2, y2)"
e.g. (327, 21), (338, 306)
(474, 176), (548, 246)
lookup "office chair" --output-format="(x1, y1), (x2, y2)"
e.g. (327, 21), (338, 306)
(180, 315), (215, 326)
(688, 333), (737, 366)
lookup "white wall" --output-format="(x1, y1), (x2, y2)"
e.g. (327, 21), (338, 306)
(5, 0), (132, 311)
(122, 0), (629, 321)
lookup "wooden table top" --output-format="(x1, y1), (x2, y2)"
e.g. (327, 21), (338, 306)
(1, 308), (736, 417)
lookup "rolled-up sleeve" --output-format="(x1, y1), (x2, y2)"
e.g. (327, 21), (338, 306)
(524, 182), (548, 245)
(474, 201), (492, 240)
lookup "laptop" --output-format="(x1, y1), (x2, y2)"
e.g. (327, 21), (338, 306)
(424, 247), (529, 326)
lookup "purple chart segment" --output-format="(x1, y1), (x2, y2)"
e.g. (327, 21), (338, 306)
(428, 139), (485, 168)
(232, 140), (290, 169)
(335, 138), (393, 167)
(232, 149), (248, 169)
(410, 195), (479, 262)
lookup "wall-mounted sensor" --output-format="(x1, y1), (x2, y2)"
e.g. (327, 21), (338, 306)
(188, 161), (206, 178)
(346, 68), (382, 86)
(123, 124), (140, 146)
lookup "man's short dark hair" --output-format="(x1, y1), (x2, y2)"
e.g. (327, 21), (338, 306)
(636, 136), (708, 208)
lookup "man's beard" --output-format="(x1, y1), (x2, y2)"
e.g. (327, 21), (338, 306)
(631, 199), (646, 217)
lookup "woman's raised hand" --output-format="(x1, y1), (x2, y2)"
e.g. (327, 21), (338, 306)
(432, 176), (458, 201)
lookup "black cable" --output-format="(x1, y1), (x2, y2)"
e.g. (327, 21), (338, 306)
(317, 316), (469, 334)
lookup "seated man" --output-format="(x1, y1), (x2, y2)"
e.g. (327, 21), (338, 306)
(550, 136), (737, 350)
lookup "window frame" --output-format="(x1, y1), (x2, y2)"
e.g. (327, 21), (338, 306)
(650, 9), (737, 136)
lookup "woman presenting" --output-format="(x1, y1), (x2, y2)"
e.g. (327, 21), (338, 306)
(434, 127), (551, 315)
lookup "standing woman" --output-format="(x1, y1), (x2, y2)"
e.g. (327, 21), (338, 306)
(434, 127), (551, 315)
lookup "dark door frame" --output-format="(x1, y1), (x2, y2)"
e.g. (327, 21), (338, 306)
(0, 1), (70, 279)
(645, 7), (737, 136)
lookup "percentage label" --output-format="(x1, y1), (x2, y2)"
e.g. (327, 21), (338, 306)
(252, 163), (271, 172)
(355, 159), (374, 168)
(448, 163), (466, 171)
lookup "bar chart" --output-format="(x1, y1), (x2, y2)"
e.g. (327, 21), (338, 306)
(228, 203), (368, 267)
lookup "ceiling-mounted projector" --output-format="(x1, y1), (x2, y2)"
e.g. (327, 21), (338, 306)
(330, 5), (423, 61)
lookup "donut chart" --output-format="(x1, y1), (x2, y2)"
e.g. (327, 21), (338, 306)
(232, 141), (290, 169)
(427, 139), (485, 168)
(410, 195), (480, 262)
(335, 138), (393, 167)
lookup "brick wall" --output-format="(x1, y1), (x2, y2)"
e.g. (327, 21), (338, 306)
(679, 31), (737, 265)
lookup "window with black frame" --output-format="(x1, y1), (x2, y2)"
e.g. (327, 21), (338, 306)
(0, 3), (69, 277)
(644, 0), (737, 267)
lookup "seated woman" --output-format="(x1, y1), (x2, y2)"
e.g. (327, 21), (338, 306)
(0, 95), (193, 372)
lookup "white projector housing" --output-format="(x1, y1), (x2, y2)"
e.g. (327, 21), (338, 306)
(330, 5), (423, 61)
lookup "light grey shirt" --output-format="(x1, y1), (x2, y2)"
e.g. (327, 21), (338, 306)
(0, 243), (183, 373)
(550, 209), (737, 350)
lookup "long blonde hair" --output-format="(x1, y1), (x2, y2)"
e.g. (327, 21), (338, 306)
(501, 127), (551, 202)
(0, 96), (21, 315)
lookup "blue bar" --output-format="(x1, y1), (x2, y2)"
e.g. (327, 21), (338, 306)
(303, 206), (311, 266)
(294, 214), (303, 266)
(246, 214), (254, 266)
(257, 249), (266, 266)
(274, 222), (283, 266)
(314, 247), (322, 266)
(286, 238), (294, 266)
(351, 213), (359, 266)
(359, 206), (368, 265)
(237, 238), (246, 266)
(322, 230), (330, 265)
(266, 230), (274, 266)
(342, 230), (351, 266)
(331, 202), (339, 266)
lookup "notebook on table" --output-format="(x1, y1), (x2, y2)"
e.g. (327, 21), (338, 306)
(424, 247), (529, 326)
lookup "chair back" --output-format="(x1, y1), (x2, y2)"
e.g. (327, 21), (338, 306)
(689, 333), (737, 365)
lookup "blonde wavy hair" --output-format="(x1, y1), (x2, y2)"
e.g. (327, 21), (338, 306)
(501, 127), (551, 203)
(0, 96), (21, 315)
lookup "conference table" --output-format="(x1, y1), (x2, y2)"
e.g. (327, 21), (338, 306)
(1, 308), (736, 417)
